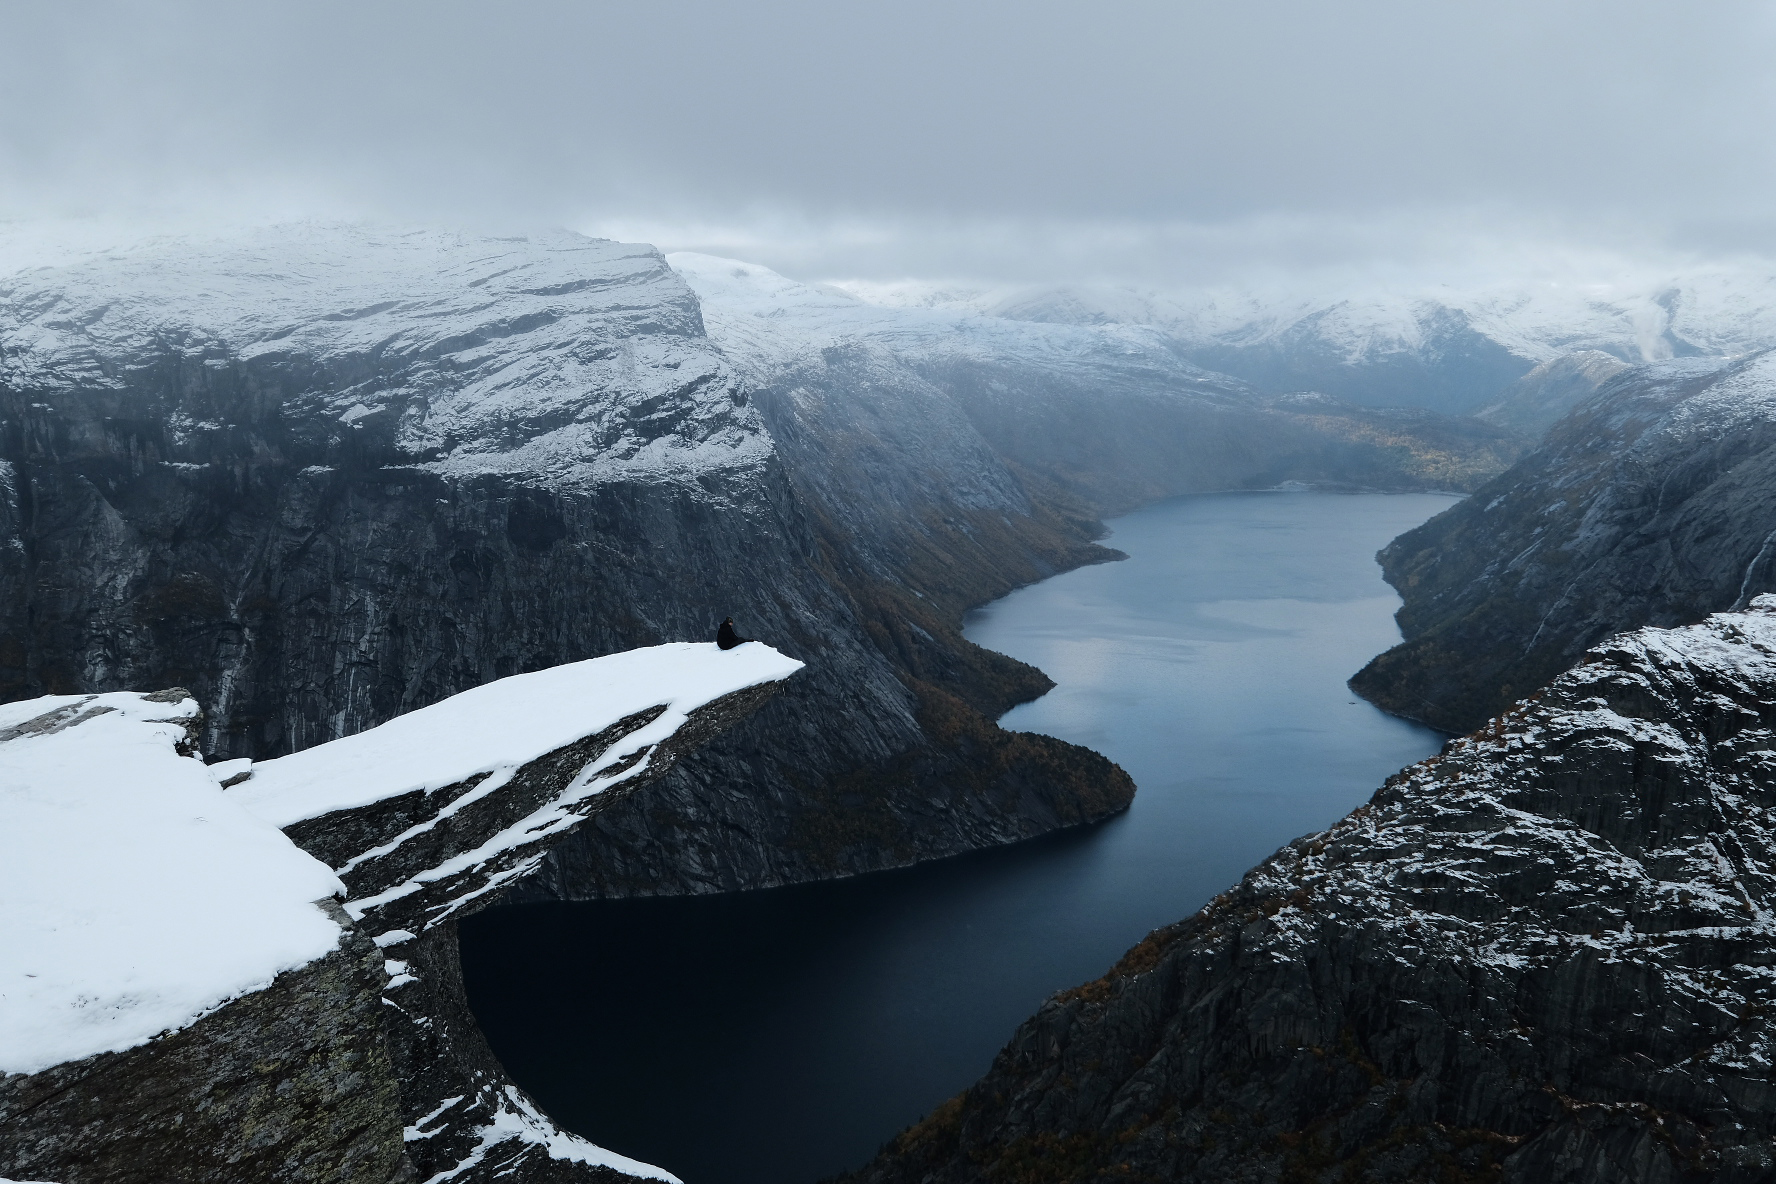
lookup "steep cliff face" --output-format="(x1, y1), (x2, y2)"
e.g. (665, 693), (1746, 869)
(1353, 350), (1776, 734)
(0, 225), (1132, 902)
(841, 603), (1776, 1184)
(0, 225), (1523, 902)
(1, 643), (799, 1184)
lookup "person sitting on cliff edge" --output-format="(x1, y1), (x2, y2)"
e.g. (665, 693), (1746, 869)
(717, 617), (754, 650)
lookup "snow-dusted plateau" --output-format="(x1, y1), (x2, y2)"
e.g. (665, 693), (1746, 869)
(8, 221), (1776, 1183)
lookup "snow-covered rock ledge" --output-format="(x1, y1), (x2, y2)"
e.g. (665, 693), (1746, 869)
(0, 643), (800, 1184)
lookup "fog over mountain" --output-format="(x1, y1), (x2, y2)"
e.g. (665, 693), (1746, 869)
(5, 1), (1776, 292)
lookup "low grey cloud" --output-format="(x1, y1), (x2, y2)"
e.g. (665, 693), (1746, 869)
(5, 1), (1775, 284)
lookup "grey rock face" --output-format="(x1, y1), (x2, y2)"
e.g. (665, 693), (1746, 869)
(840, 603), (1776, 1184)
(1477, 350), (1632, 439)
(1353, 350), (1776, 734)
(325, 680), (793, 1184)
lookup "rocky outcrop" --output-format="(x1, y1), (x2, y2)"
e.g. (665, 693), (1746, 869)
(1, 645), (799, 1184)
(1353, 350), (1776, 734)
(839, 603), (1776, 1184)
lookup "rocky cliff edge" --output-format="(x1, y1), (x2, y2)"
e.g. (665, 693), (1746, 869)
(842, 601), (1776, 1184)
(0, 641), (800, 1184)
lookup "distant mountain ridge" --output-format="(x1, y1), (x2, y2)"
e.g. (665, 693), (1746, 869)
(834, 267), (1776, 414)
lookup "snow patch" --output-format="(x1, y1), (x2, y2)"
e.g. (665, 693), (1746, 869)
(0, 693), (346, 1075)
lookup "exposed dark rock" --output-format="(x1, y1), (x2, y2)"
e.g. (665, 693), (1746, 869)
(344, 679), (795, 1184)
(837, 603), (1776, 1184)
(1353, 350), (1776, 734)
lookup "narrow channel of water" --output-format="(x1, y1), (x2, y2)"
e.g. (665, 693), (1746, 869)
(459, 490), (1456, 1184)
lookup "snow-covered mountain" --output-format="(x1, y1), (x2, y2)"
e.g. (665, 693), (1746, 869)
(670, 252), (1248, 400)
(0, 224), (765, 490)
(671, 252), (1524, 518)
(0, 221), (1138, 911)
(830, 267), (1776, 415)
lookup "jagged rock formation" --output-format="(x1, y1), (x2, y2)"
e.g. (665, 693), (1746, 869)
(1, 643), (798, 1183)
(1476, 350), (1631, 438)
(839, 603), (1776, 1184)
(1354, 350), (1776, 734)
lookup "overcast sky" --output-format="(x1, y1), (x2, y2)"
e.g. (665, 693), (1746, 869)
(4, 1), (1775, 285)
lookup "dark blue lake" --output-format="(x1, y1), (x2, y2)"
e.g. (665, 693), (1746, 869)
(459, 490), (1456, 1184)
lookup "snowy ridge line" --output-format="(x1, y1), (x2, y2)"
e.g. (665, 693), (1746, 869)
(829, 266), (1776, 368)
(668, 252), (1249, 396)
(328, 704), (668, 880)
(232, 642), (803, 939)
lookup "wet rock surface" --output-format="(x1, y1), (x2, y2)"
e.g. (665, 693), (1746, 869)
(839, 603), (1776, 1184)
(1354, 349), (1776, 735)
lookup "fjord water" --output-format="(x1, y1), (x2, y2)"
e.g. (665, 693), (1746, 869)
(459, 490), (1455, 1184)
